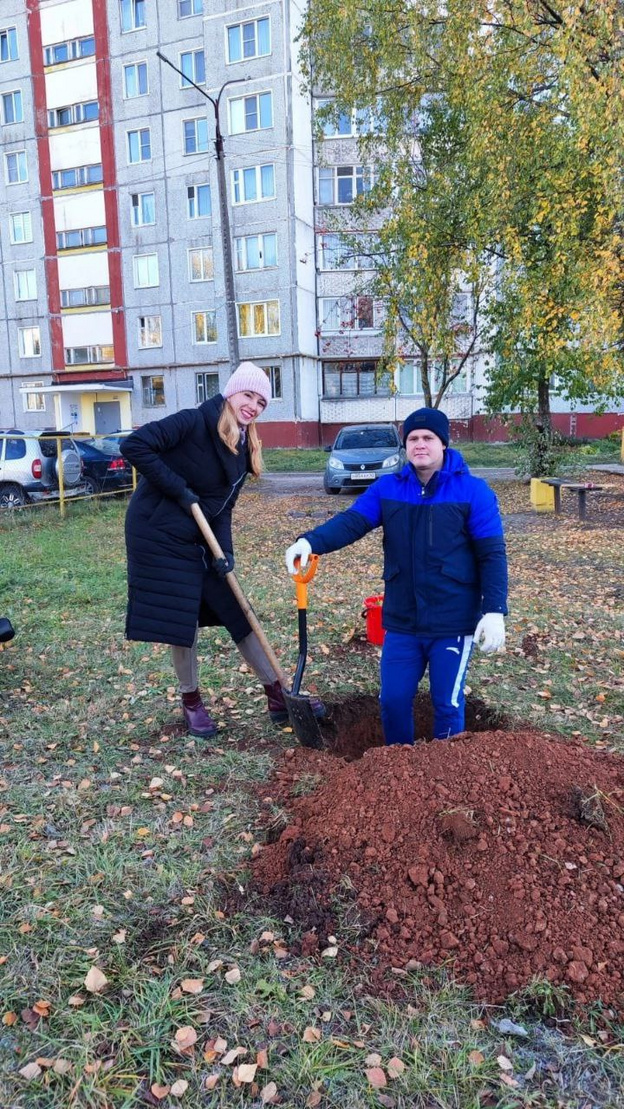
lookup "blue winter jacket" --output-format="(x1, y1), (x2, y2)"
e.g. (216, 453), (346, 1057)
(303, 449), (508, 637)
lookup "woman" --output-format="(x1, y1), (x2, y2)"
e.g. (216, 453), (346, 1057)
(121, 362), (304, 738)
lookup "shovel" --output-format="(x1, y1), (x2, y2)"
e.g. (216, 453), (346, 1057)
(190, 504), (323, 749)
(282, 555), (324, 749)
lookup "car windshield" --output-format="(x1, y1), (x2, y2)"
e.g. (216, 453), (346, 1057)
(335, 429), (398, 451)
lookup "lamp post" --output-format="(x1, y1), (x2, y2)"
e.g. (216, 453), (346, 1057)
(157, 51), (247, 373)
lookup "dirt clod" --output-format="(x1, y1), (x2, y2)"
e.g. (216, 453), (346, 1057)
(572, 786), (609, 831)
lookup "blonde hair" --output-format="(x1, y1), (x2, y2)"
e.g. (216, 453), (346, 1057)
(217, 399), (264, 478)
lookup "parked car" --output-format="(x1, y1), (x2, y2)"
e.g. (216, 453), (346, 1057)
(0, 429), (82, 508)
(98, 431), (133, 455)
(74, 438), (133, 495)
(323, 424), (406, 494)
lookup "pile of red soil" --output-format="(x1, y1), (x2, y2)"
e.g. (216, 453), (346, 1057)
(253, 729), (624, 1013)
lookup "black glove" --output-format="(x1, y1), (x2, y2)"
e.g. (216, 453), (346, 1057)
(212, 552), (235, 577)
(178, 487), (200, 515)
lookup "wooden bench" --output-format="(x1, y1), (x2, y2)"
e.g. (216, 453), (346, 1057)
(540, 479), (624, 520)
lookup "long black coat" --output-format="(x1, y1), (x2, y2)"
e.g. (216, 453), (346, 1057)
(121, 395), (252, 648)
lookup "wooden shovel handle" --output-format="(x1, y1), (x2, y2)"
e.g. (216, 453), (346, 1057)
(190, 502), (290, 689)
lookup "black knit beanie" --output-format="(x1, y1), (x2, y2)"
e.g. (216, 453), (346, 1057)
(402, 407), (450, 447)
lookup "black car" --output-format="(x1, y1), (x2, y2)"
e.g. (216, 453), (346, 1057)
(75, 438), (133, 495)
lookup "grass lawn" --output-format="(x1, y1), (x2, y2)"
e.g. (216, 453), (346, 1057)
(1, 483), (623, 1108)
(263, 440), (621, 472)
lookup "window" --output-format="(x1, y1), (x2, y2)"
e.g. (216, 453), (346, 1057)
(183, 117), (209, 154)
(18, 327), (41, 358)
(9, 211), (32, 244)
(142, 375), (165, 407)
(124, 61), (148, 97)
(138, 315), (162, 348)
(44, 36), (95, 65)
(22, 383), (46, 413)
(319, 232), (360, 270)
(48, 101), (99, 128)
(315, 99), (378, 138)
(0, 27), (18, 63)
(196, 371), (219, 403)
(229, 92), (272, 134)
(56, 226), (107, 249)
(187, 183), (211, 218)
(120, 0), (146, 33)
(127, 128), (151, 163)
(131, 191), (155, 226)
(178, 0), (202, 16)
(317, 165), (373, 205)
(52, 164), (103, 190)
(14, 270), (37, 301)
(263, 364), (282, 399)
(237, 300), (280, 338)
(398, 360), (468, 395)
(192, 311), (217, 344)
(235, 232), (277, 271)
(60, 286), (110, 308)
(319, 296), (383, 331)
(180, 50), (205, 87)
(322, 360), (390, 397)
(1, 90), (22, 125)
(65, 345), (114, 365)
(188, 248), (214, 281)
(227, 18), (270, 63)
(5, 150), (27, 184)
(232, 164), (275, 204)
(133, 253), (159, 288)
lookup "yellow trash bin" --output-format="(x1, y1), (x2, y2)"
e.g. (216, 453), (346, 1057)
(530, 478), (555, 512)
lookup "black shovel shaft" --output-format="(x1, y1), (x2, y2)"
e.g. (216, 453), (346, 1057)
(292, 607), (308, 695)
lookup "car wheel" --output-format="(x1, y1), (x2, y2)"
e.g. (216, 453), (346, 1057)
(82, 476), (99, 497)
(0, 483), (27, 509)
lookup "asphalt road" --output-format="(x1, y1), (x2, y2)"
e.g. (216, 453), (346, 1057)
(258, 467), (518, 496)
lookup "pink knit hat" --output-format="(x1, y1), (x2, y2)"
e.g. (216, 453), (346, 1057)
(223, 361), (272, 406)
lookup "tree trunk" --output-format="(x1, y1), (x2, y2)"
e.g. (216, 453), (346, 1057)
(422, 351), (433, 408)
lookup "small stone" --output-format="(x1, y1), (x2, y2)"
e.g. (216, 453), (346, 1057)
(567, 961), (589, 983)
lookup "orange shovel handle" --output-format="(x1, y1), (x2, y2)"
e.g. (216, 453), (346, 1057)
(292, 554), (319, 609)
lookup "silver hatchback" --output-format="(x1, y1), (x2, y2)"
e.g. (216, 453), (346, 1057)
(0, 431), (82, 508)
(323, 424), (406, 494)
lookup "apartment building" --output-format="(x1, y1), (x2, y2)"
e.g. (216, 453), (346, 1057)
(1, 3), (617, 444)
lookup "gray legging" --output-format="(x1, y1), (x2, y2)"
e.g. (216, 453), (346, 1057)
(171, 628), (278, 693)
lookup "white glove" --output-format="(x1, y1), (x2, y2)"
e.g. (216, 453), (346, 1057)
(285, 538), (312, 574)
(474, 613), (505, 653)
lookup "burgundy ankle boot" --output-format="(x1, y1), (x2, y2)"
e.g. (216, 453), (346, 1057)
(181, 691), (217, 738)
(263, 681), (326, 725)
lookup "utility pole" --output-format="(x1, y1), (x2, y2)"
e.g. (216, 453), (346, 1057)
(157, 52), (246, 373)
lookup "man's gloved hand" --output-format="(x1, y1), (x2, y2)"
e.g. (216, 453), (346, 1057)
(179, 487), (200, 515)
(212, 552), (234, 578)
(285, 538), (312, 574)
(474, 613), (506, 653)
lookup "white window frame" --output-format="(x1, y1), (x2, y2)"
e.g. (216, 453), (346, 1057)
(0, 27), (18, 63)
(18, 327), (41, 358)
(9, 211), (32, 244)
(180, 49), (205, 87)
(263, 364), (282, 399)
(188, 247), (214, 282)
(4, 149), (27, 184)
(52, 164), (103, 190)
(138, 315), (162, 349)
(48, 100), (99, 128)
(183, 117), (209, 155)
(127, 127), (151, 164)
(141, 374), (165, 407)
(228, 91), (272, 135)
(123, 60), (148, 98)
(14, 269), (37, 301)
(195, 370), (220, 403)
(231, 164), (275, 205)
(44, 35), (95, 67)
(319, 296), (383, 332)
(178, 0), (203, 17)
(1, 89), (23, 125)
(65, 345), (114, 366)
(226, 17), (271, 64)
(21, 381), (46, 413)
(234, 232), (277, 272)
(60, 286), (110, 308)
(192, 310), (217, 345)
(187, 183), (211, 219)
(131, 191), (155, 226)
(132, 253), (159, 288)
(317, 165), (373, 206)
(237, 300), (280, 338)
(120, 0), (146, 34)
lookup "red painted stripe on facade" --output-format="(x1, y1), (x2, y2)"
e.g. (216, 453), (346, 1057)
(26, 0), (64, 374)
(93, 1), (128, 370)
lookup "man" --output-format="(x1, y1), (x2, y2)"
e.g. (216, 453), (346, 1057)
(286, 408), (507, 745)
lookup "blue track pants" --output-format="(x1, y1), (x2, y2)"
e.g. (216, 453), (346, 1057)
(380, 631), (474, 745)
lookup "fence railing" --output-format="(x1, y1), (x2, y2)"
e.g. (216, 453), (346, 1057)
(0, 432), (136, 517)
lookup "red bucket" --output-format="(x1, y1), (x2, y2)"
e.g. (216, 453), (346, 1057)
(363, 594), (385, 646)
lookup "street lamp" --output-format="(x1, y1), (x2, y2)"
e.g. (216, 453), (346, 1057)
(157, 51), (248, 372)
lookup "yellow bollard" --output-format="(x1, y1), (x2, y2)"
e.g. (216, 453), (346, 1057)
(530, 478), (555, 512)
(620, 427), (624, 463)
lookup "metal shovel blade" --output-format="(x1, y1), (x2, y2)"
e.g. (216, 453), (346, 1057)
(281, 688), (323, 749)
